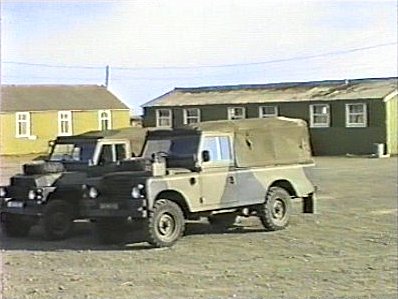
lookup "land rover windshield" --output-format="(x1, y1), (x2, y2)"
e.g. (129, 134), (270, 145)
(142, 135), (200, 159)
(49, 141), (96, 162)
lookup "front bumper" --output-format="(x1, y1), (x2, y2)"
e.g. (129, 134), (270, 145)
(0, 198), (44, 216)
(81, 198), (147, 219)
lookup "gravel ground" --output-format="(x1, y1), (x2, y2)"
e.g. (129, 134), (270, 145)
(0, 156), (397, 299)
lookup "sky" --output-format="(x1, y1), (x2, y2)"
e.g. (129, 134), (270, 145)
(1, 0), (397, 114)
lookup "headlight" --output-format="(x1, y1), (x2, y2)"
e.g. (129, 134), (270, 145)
(0, 187), (7, 198)
(28, 190), (36, 200)
(89, 187), (99, 199)
(131, 184), (145, 199)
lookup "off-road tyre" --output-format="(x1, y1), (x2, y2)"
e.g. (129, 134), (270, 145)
(96, 218), (127, 244)
(1, 213), (31, 237)
(23, 161), (64, 175)
(43, 200), (74, 240)
(146, 199), (185, 248)
(208, 213), (237, 231)
(258, 186), (291, 231)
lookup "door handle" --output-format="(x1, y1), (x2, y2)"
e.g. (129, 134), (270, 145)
(228, 176), (235, 184)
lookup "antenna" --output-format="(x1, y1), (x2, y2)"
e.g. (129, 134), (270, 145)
(105, 65), (110, 88)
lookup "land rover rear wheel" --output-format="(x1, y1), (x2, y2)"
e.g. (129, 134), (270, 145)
(258, 186), (291, 231)
(1, 213), (31, 237)
(147, 199), (185, 248)
(43, 200), (74, 240)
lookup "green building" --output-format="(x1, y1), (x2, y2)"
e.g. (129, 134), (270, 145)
(142, 77), (397, 156)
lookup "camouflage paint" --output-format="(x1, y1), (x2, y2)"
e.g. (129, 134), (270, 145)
(146, 164), (314, 213)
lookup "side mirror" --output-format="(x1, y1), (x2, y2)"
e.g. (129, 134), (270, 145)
(202, 150), (210, 162)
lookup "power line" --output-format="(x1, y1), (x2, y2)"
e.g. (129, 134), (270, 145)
(2, 42), (396, 71)
(2, 61), (104, 70)
(3, 62), (396, 82)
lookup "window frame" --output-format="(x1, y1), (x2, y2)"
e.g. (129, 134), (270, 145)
(58, 111), (73, 136)
(227, 107), (246, 120)
(15, 112), (31, 138)
(309, 104), (330, 128)
(156, 109), (172, 127)
(345, 103), (367, 128)
(183, 108), (201, 125)
(98, 110), (112, 131)
(93, 141), (129, 165)
(259, 105), (278, 118)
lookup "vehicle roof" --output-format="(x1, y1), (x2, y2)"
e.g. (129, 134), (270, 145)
(148, 117), (307, 138)
(56, 127), (149, 142)
(148, 117), (313, 167)
(186, 117), (307, 132)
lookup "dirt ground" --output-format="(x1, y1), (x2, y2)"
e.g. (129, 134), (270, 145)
(0, 156), (397, 299)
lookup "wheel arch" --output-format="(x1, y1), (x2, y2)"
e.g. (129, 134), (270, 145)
(268, 179), (297, 197)
(46, 189), (80, 216)
(154, 190), (191, 218)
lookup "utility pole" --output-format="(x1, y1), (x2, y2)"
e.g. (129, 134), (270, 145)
(105, 65), (110, 88)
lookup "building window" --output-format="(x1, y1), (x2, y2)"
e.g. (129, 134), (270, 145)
(58, 111), (73, 136)
(310, 104), (330, 128)
(15, 112), (31, 138)
(183, 108), (200, 125)
(259, 106), (278, 118)
(228, 107), (246, 120)
(98, 110), (112, 131)
(346, 103), (367, 128)
(156, 109), (172, 127)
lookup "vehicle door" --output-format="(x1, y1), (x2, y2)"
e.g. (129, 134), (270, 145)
(198, 134), (238, 209)
(89, 141), (130, 176)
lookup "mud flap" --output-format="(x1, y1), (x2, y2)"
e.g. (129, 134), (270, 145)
(302, 193), (316, 214)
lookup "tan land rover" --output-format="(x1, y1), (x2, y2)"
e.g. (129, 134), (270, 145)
(83, 117), (316, 247)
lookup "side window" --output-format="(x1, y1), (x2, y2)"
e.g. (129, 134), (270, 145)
(202, 136), (232, 163)
(115, 144), (127, 161)
(72, 147), (81, 161)
(219, 136), (232, 161)
(202, 137), (219, 161)
(98, 144), (113, 165)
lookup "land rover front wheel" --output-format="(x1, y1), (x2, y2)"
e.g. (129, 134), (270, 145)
(258, 186), (291, 231)
(43, 200), (74, 240)
(1, 213), (31, 237)
(147, 199), (185, 248)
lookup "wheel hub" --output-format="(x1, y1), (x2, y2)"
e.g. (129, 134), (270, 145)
(272, 199), (286, 220)
(158, 213), (175, 236)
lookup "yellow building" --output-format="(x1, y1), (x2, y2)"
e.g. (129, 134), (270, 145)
(0, 85), (131, 155)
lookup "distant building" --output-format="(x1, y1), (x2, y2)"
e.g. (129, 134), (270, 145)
(0, 85), (130, 155)
(142, 77), (397, 156)
(130, 114), (143, 127)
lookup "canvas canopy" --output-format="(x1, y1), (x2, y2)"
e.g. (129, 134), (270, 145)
(188, 117), (313, 167)
(57, 127), (150, 156)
